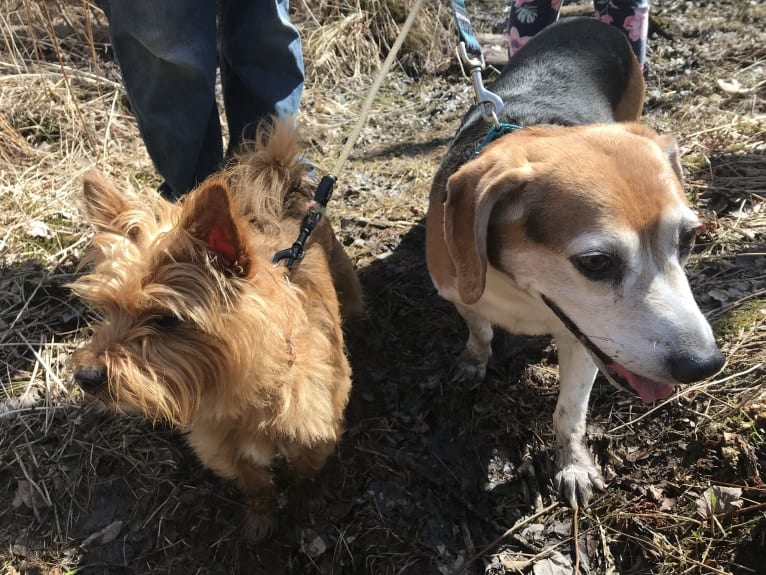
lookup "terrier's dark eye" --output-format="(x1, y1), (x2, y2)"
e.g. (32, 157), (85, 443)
(572, 252), (622, 281)
(679, 227), (697, 261)
(149, 314), (180, 330)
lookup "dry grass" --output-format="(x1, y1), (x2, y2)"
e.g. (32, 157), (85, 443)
(1, 0), (765, 573)
(297, 0), (452, 83)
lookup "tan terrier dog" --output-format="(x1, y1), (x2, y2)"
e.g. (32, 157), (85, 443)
(70, 120), (363, 541)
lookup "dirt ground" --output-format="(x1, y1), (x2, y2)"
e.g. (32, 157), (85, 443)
(1, 0), (765, 574)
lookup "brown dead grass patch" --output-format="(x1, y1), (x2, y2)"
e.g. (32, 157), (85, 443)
(1, 0), (765, 574)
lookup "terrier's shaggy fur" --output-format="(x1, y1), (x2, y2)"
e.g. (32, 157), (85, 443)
(70, 120), (363, 540)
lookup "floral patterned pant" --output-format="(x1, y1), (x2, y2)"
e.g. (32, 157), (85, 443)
(507, 0), (650, 67)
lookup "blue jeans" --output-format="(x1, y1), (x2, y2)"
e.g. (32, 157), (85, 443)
(100, 0), (304, 200)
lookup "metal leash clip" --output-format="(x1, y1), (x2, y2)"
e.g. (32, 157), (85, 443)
(457, 41), (504, 128)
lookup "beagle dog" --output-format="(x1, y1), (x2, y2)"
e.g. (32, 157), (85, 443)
(426, 18), (725, 508)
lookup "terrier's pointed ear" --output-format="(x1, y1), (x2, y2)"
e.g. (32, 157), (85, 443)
(82, 170), (130, 233)
(180, 178), (251, 275)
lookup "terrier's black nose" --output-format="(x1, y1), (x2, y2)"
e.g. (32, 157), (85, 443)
(668, 348), (726, 384)
(74, 365), (107, 393)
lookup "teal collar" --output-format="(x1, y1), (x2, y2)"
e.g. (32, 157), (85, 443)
(475, 122), (522, 156)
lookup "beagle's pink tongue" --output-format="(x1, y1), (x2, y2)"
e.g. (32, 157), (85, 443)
(611, 363), (675, 404)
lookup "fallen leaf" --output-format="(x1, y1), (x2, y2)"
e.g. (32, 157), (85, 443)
(25, 220), (53, 239)
(497, 550), (532, 570)
(660, 497), (677, 512)
(696, 486), (743, 518)
(81, 520), (123, 547)
(300, 528), (327, 558)
(707, 288), (732, 305)
(437, 552), (464, 575)
(13, 481), (31, 509)
(13, 480), (49, 512)
(717, 78), (752, 94)
(533, 551), (573, 575)
(519, 523), (546, 545)
(647, 485), (664, 502)
(547, 519), (572, 539)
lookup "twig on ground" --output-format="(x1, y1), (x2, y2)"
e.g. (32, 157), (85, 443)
(454, 502), (560, 574)
(573, 505), (581, 574)
(705, 288), (766, 320)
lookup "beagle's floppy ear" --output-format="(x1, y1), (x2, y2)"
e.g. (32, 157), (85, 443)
(623, 123), (685, 187)
(655, 134), (684, 186)
(444, 147), (532, 305)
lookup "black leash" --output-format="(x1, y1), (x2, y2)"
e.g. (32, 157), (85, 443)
(272, 174), (336, 270)
(272, 0), (427, 272)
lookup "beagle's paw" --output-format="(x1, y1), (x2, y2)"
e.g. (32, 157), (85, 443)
(554, 443), (606, 509)
(450, 352), (488, 383)
(450, 341), (491, 383)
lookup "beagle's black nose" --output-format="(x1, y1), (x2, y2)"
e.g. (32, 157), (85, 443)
(74, 365), (108, 394)
(668, 348), (726, 384)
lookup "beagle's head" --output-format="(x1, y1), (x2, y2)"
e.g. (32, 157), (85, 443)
(443, 122), (724, 402)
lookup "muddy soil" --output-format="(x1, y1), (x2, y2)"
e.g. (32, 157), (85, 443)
(1, 1), (765, 574)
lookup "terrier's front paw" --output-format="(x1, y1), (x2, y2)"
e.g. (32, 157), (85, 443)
(244, 510), (276, 543)
(554, 444), (606, 509)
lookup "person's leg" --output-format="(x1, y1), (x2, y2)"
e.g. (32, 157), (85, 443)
(507, 0), (563, 57)
(219, 0), (305, 155)
(100, 1), (221, 200)
(593, 0), (650, 68)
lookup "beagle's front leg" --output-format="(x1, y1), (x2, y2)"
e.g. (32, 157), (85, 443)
(552, 334), (606, 508)
(453, 303), (494, 381)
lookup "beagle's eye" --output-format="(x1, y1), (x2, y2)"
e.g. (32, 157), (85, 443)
(572, 252), (621, 281)
(679, 227), (697, 260)
(148, 314), (180, 331)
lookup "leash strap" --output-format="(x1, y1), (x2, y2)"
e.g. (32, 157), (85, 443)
(449, 0), (483, 59)
(273, 0), (427, 271)
(449, 1), (521, 154)
(272, 174), (336, 270)
(449, 0), (504, 126)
